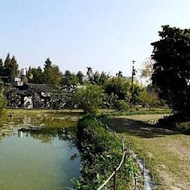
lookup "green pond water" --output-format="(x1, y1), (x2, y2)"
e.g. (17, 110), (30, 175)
(0, 128), (81, 190)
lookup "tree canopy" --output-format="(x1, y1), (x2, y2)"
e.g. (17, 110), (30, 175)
(151, 25), (190, 114)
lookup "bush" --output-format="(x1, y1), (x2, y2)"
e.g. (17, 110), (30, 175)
(73, 85), (103, 115)
(176, 122), (190, 134)
(158, 114), (190, 134)
(74, 115), (136, 189)
(115, 100), (129, 111)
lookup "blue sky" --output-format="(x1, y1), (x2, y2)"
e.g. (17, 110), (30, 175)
(1, 0), (190, 77)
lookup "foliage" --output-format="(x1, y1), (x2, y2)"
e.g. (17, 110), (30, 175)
(105, 77), (131, 100)
(0, 53), (19, 80)
(115, 100), (129, 111)
(139, 90), (159, 108)
(86, 67), (109, 86)
(28, 67), (44, 84)
(0, 80), (6, 111)
(73, 85), (103, 114)
(74, 115), (136, 189)
(43, 58), (63, 88)
(62, 70), (79, 90)
(102, 92), (118, 109)
(151, 25), (190, 115)
(158, 113), (190, 134)
(140, 58), (154, 84)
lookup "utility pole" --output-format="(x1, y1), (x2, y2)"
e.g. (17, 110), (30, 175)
(131, 60), (136, 105)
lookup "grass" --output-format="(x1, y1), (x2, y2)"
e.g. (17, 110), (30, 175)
(105, 114), (190, 190)
(102, 108), (171, 117)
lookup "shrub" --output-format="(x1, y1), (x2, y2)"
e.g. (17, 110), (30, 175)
(73, 85), (103, 115)
(115, 100), (129, 111)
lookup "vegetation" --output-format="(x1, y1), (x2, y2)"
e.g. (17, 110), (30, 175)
(115, 100), (129, 111)
(0, 53), (19, 81)
(106, 114), (190, 190)
(152, 25), (190, 115)
(73, 85), (103, 114)
(74, 115), (139, 190)
(0, 80), (6, 113)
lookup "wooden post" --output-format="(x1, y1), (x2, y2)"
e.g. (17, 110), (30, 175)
(134, 175), (138, 190)
(143, 158), (145, 177)
(113, 167), (117, 190)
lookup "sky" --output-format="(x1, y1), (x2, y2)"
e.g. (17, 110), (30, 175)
(1, 0), (190, 77)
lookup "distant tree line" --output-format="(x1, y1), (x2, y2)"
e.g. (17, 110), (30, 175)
(0, 53), (162, 113)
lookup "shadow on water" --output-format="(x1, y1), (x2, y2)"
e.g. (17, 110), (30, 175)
(107, 118), (177, 138)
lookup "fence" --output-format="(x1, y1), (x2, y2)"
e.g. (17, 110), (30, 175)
(95, 118), (139, 190)
(95, 118), (154, 190)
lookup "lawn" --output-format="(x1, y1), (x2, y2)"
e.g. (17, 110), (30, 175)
(106, 114), (190, 190)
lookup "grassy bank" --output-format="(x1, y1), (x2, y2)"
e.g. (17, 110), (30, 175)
(105, 114), (190, 190)
(73, 115), (140, 190)
(102, 108), (171, 117)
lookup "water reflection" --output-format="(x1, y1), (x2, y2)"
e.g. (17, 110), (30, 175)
(0, 124), (80, 190)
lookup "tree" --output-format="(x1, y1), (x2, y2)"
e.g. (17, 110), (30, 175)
(72, 85), (103, 114)
(141, 58), (154, 84)
(105, 77), (131, 100)
(76, 71), (84, 85)
(10, 56), (19, 79)
(28, 67), (44, 84)
(43, 58), (62, 88)
(3, 54), (19, 80)
(139, 90), (159, 108)
(151, 25), (190, 114)
(0, 80), (6, 110)
(3, 53), (12, 78)
(62, 70), (79, 90)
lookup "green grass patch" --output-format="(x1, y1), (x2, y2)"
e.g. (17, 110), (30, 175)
(102, 108), (171, 117)
(105, 115), (190, 190)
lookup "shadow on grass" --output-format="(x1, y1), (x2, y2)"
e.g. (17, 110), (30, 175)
(106, 118), (177, 138)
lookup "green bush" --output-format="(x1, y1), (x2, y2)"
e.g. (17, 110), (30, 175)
(74, 115), (137, 189)
(176, 122), (190, 134)
(73, 85), (103, 115)
(115, 100), (129, 111)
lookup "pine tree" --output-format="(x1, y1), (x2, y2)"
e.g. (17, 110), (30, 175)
(4, 53), (12, 77)
(10, 56), (19, 79)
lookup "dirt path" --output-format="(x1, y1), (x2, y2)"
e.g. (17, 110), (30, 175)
(106, 114), (190, 190)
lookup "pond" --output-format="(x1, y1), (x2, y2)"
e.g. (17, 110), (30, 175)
(0, 125), (81, 190)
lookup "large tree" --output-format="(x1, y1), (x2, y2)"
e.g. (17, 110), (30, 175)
(43, 58), (62, 88)
(151, 25), (190, 114)
(3, 53), (19, 80)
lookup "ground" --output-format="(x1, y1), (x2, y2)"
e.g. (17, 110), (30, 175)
(106, 114), (190, 190)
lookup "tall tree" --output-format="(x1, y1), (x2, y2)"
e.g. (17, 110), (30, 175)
(10, 56), (19, 79)
(141, 58), (154, 85)
(151, 25), (190, 114)
(62, 70), (78, 90)
(43, 58), (62, 88)
(3, 54), (19, 80)
(3, 53), (12, 78)
(28, 67), (44, 84)
(76, 71), (84, 85)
